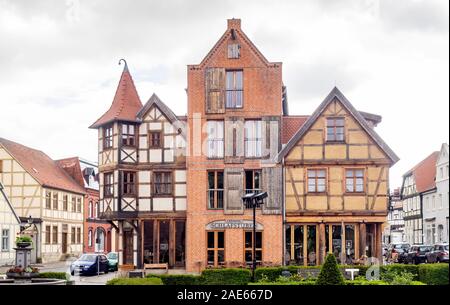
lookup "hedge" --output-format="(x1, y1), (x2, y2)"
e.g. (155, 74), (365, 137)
(37, 272), (69, 280)
(345, 280), (388, 285)
(418, 264), (449, 285)
(255, 266), (320, 282)
(106, 277), (163, 285)
(249, 280), (316, 285)
(201, 268), (251, 285)
(150, 274), (203, 285)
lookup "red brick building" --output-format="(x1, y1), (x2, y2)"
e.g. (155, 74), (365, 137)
(57, 157), (114, 254)
(185, 19), (285, 272)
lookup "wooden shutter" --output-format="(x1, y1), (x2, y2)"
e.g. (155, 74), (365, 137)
(224, 168), (244, 214)
(262, 166), (282, 215)
(205, 68), (225, 114)
(224, 118), (244, 163)
(262, 117), (280, 161)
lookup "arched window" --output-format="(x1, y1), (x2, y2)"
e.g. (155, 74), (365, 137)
(96, 202), (101, 218)
(88, 201), (93, 218)
(94, 202), (99, 218)
(95, 228), (105, 253)
(88, 229), (93, 247)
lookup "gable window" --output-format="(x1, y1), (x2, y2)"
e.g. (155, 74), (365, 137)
(207, 121), (224, 158)
(228, 43), (240, 59)
(103, 125), (113, 149)
(45, 191), (51, 209)
(122, 172), (136, 196)
(245, 120), (262, 158)
(245, 170), (261, 194)
(345, 169), (365, 193)
(207, 231), (225, 267)
(149, 131), (162, 148)
(226, 70), (243, 108)
(154, 172), (172, 196)
(52, 192), (58, 210)
(326, 117), (345, 142)
(208, 171), (224, 209)
(104, 173), (114, 197)
(307, 169), (327, 193)
(1, 229), (9, 251)
(121, 124), (136, 146)
(63, 195), (68, 211)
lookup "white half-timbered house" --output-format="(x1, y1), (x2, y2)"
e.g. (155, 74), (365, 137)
(0, 182), (21, 265)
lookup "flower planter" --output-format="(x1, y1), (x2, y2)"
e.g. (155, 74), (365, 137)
(6, 272), (39, 280)
(16, 242), (32, 248)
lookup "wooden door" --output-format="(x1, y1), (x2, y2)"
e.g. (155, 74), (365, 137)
(123, 230), (134, 265)
(62, 233), (67, 254)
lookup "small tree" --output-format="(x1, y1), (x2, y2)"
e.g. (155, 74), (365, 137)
(316, 253), (345, 285)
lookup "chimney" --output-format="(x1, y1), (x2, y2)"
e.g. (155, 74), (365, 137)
(227, 18), (241, 30)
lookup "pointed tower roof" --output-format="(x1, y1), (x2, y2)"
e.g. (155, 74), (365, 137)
(90, 59), (143, 128)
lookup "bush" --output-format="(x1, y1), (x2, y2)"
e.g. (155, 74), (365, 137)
(382, 264), (419, 280)
(249, 280), (316, 286)
(345, 280), (388, 285)
(106, 277), (163, 285)
(316, 254), (345, 285)
(418, 264), (449, 285)
(152, 274), (203, 285)
(38, 272), (69, 280)
(201, 268), (251, 285)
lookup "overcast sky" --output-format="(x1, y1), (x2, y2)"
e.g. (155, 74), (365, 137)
(0, 0), (448, 188)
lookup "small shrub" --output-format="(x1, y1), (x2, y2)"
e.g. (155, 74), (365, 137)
(152, 274), (203, 285)
(316, 254), (345, 285)
(38, 272), (69, 280)
(106, 277), (163, 285)
(345, 280), (388, 285)
(201, 268), (251, 285)
(382, 264), (419, 280)
(418, 264), (449, 285)
(390, 272), (415, 285)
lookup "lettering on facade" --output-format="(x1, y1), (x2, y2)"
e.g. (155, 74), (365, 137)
(206, 220), (264, 230)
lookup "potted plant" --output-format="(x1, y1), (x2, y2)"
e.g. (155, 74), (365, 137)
(16, 236), (32, 248)
(6, 265), (39, 279)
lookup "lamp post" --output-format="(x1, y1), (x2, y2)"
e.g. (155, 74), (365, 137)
(242, 191), (267, 282)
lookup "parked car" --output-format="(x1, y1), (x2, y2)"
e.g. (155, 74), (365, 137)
(406, 245), (433, 264)
(70, 253), (109, 276)
(106, 252), (118, 271)
(425, 243), (449, 263)
(387, 243), (410, 263)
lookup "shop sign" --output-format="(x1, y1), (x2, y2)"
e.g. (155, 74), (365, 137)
(206, 220), (264, 230)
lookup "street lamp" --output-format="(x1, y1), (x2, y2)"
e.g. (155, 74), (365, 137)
(242, 191), (267, 282)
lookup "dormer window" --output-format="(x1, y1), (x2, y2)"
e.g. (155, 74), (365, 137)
(103, 125), (113, 149)
(121, 123), (136, 147)
(326, 117), (345, 142)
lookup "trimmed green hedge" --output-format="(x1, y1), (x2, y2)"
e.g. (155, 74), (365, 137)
(418, 264), (449, 285)
(345, 280), (388, 285)
(151, 274), (203, 285)
(202, 268), (251, 285)
(106, 277), (163, 285)
(249, 280), (316, 285)
(255, 266), (320, 282)
(38, 272), (69, 280)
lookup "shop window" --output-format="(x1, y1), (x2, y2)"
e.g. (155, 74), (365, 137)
(175, 221), (186, 265)
(244, 231), (262, 265)
(207, 231), (225, 267)
(332, 225), (342, 264)
(143, 220), (154, 264)
(345, 225), (355, 264)
(307, 225), (316, 266)
(208, 171), (224, 209)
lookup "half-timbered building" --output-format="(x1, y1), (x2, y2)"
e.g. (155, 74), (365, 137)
(0, 181), (21, 265)
(277, 87), (399, 265)
(90, 63), (187, 269)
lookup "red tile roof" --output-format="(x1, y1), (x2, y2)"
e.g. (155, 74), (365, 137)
(0, 138), (86, 195)
(405, 151), (439, 193)
(90, 63), (143, 128)
(281, 116), (309, 144)
(56, 157), (85, 189)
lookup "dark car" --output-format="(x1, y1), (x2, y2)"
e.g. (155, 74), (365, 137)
(406, 245), (433, 264)
(106, 252), (118, 271)
(388, 243), (410, 263)
(70, 254), (109, 276)
(425, 244), (449, 263)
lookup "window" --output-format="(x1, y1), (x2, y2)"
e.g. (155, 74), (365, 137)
(52, 225), (58, 244)
(76, 197), (82, 213)
(307, 169), (327, 193)
(244, 120), (262, 158)
(88, 229), (93, 247)
(96, 202), (101, 218)
(326, 117), (345, 142)
(71, 197), (76, 212)
(63, 195), (68, 211)
(439, 194), (443, 209)
(244, 231), (262, 265)
(208, 171), (224, 209)
(103, 124), (113, 149)
(206, 121), (224, 158)
(45, 226), (51, 244)
(226, 70), (243, 108)
(88, 201), (93, 218)
(121, 123), (136, 146)
(154, 172), (172, 196)
(228, 43), (240, 59)
(345, 169), (364, 193)
(149, 131), (162, 148)
(122, 172), (136, 195)
(77, 227), (81, 244)
(45, 191), (51, 209)
(71, 227), (76, 244)
(104, 173), (114, 197)
(245, 170), (261, 193)
(1, 229), (9, 251)
(207, 231), (225, 267)
(440, 167), (444, 178)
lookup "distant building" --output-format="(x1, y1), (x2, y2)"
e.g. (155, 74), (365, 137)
(384, 188), (404, 244)
(56, 157), (115, 254)
(0, 138), (86, 263)
(0, 182), (21, 266)
(423, 144), (449, 244)
(401, 151), (439, 245)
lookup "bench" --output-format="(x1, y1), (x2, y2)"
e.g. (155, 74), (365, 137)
(144, 263), (169, 275)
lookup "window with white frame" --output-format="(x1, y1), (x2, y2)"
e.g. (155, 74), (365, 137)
(206, 121), (224, 158)
(244, 120), (262, 158)
(88, 201), (93, 218)
(88, 229), (93, 247)
(1, 229), (9, 251)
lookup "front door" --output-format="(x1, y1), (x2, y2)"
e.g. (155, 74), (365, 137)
(62, 233), (68, 254)
(123, 230), (134, 265)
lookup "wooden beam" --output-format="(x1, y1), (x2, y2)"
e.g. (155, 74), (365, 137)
(370, 167), (385, 209)
(287, 168), (302, 210)
(360, 223), (366, 258)
(319, 223), (326, 264)
(303, 225), (307, 266)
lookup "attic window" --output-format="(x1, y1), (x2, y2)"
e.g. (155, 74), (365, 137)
(228, 44), (240, 59)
